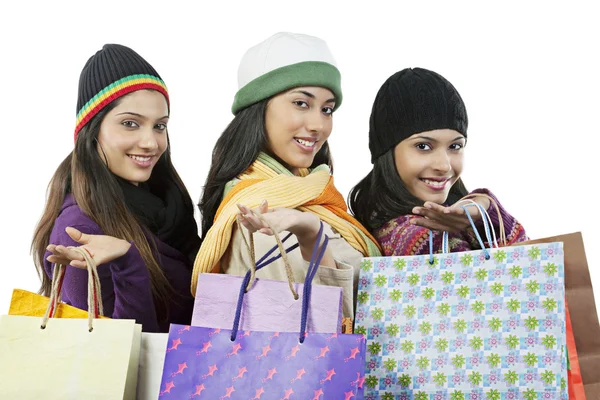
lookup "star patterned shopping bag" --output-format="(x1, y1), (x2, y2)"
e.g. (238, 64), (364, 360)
(158, 223), (367, 399)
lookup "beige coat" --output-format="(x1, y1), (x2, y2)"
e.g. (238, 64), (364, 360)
(220, 221), (364, 318)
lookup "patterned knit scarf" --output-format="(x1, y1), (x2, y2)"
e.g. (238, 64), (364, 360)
(191, 152), (381, 294)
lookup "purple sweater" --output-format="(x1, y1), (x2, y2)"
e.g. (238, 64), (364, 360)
(374, 189), (529, 256)
(43, 195), (194, 332)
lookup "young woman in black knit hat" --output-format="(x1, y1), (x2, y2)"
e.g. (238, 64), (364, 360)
(349, 67), (528, 256)
(33, 44), (201, 332)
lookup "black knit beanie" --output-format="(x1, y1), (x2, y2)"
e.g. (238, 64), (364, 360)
(368, 68), (468, 163)
(74, 44), (169, 140)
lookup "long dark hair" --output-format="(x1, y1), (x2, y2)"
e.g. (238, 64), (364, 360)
(349, 149), (468, 232)
(32, 94), (194, 320)
(199, 99), (333, 238)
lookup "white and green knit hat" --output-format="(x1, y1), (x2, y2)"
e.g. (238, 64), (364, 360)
(231, 32), (342, 114)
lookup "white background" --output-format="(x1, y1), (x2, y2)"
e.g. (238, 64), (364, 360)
(1, 1), (598, 314)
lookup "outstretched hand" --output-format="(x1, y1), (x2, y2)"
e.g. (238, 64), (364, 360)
(236, 200), (320, 242)
(410, 197), (490, 232)
(236, 200), (335, 268)
(46, 227), (131, 269)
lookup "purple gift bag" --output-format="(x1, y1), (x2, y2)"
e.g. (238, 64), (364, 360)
(193, 221), (344, 333)
(159, 223), (366, 399)
(193, 274), (343, 333)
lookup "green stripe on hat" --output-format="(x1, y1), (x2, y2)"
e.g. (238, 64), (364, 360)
(231, 61), (342, 115)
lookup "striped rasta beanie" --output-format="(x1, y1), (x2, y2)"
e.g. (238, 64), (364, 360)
(74, 44), (169, 140)
(232, 32), (342, 114)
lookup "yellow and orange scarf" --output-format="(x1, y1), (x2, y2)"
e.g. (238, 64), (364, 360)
(190, 153), (381, 294)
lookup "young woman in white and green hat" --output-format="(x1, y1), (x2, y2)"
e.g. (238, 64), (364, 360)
(193, 32), (381, 320)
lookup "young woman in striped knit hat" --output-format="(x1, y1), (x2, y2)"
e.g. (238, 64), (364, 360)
(194, 32), (381, 320)
(35, 44), (201, 332)
(349, 68), (528, 256)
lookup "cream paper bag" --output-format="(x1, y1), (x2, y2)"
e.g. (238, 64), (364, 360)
(0, 247), (141, 399)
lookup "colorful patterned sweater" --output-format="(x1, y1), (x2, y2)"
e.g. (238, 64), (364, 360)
(374, 189), (528, 256)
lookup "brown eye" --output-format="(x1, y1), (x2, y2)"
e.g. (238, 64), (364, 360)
(121, 121), (139, 128)
(416, 143), (432, 151)
(155, 123), (167, 131)
(293, 100), (309, 108)
(322, 106), (334, 115)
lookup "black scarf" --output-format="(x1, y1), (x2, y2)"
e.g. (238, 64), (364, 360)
(117, 178), (201, 264)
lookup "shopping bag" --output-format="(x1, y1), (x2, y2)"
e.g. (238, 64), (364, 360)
(517, 232), (600, 398)
(0, 248), (141, 399)
(193, 216), (343, 333)
(355, 202), (568, 399)
(136, 332), (169, 400)
(566, 299), (586, 400)
(159, 222), (367, 399)
(8, 288), (109, 319)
